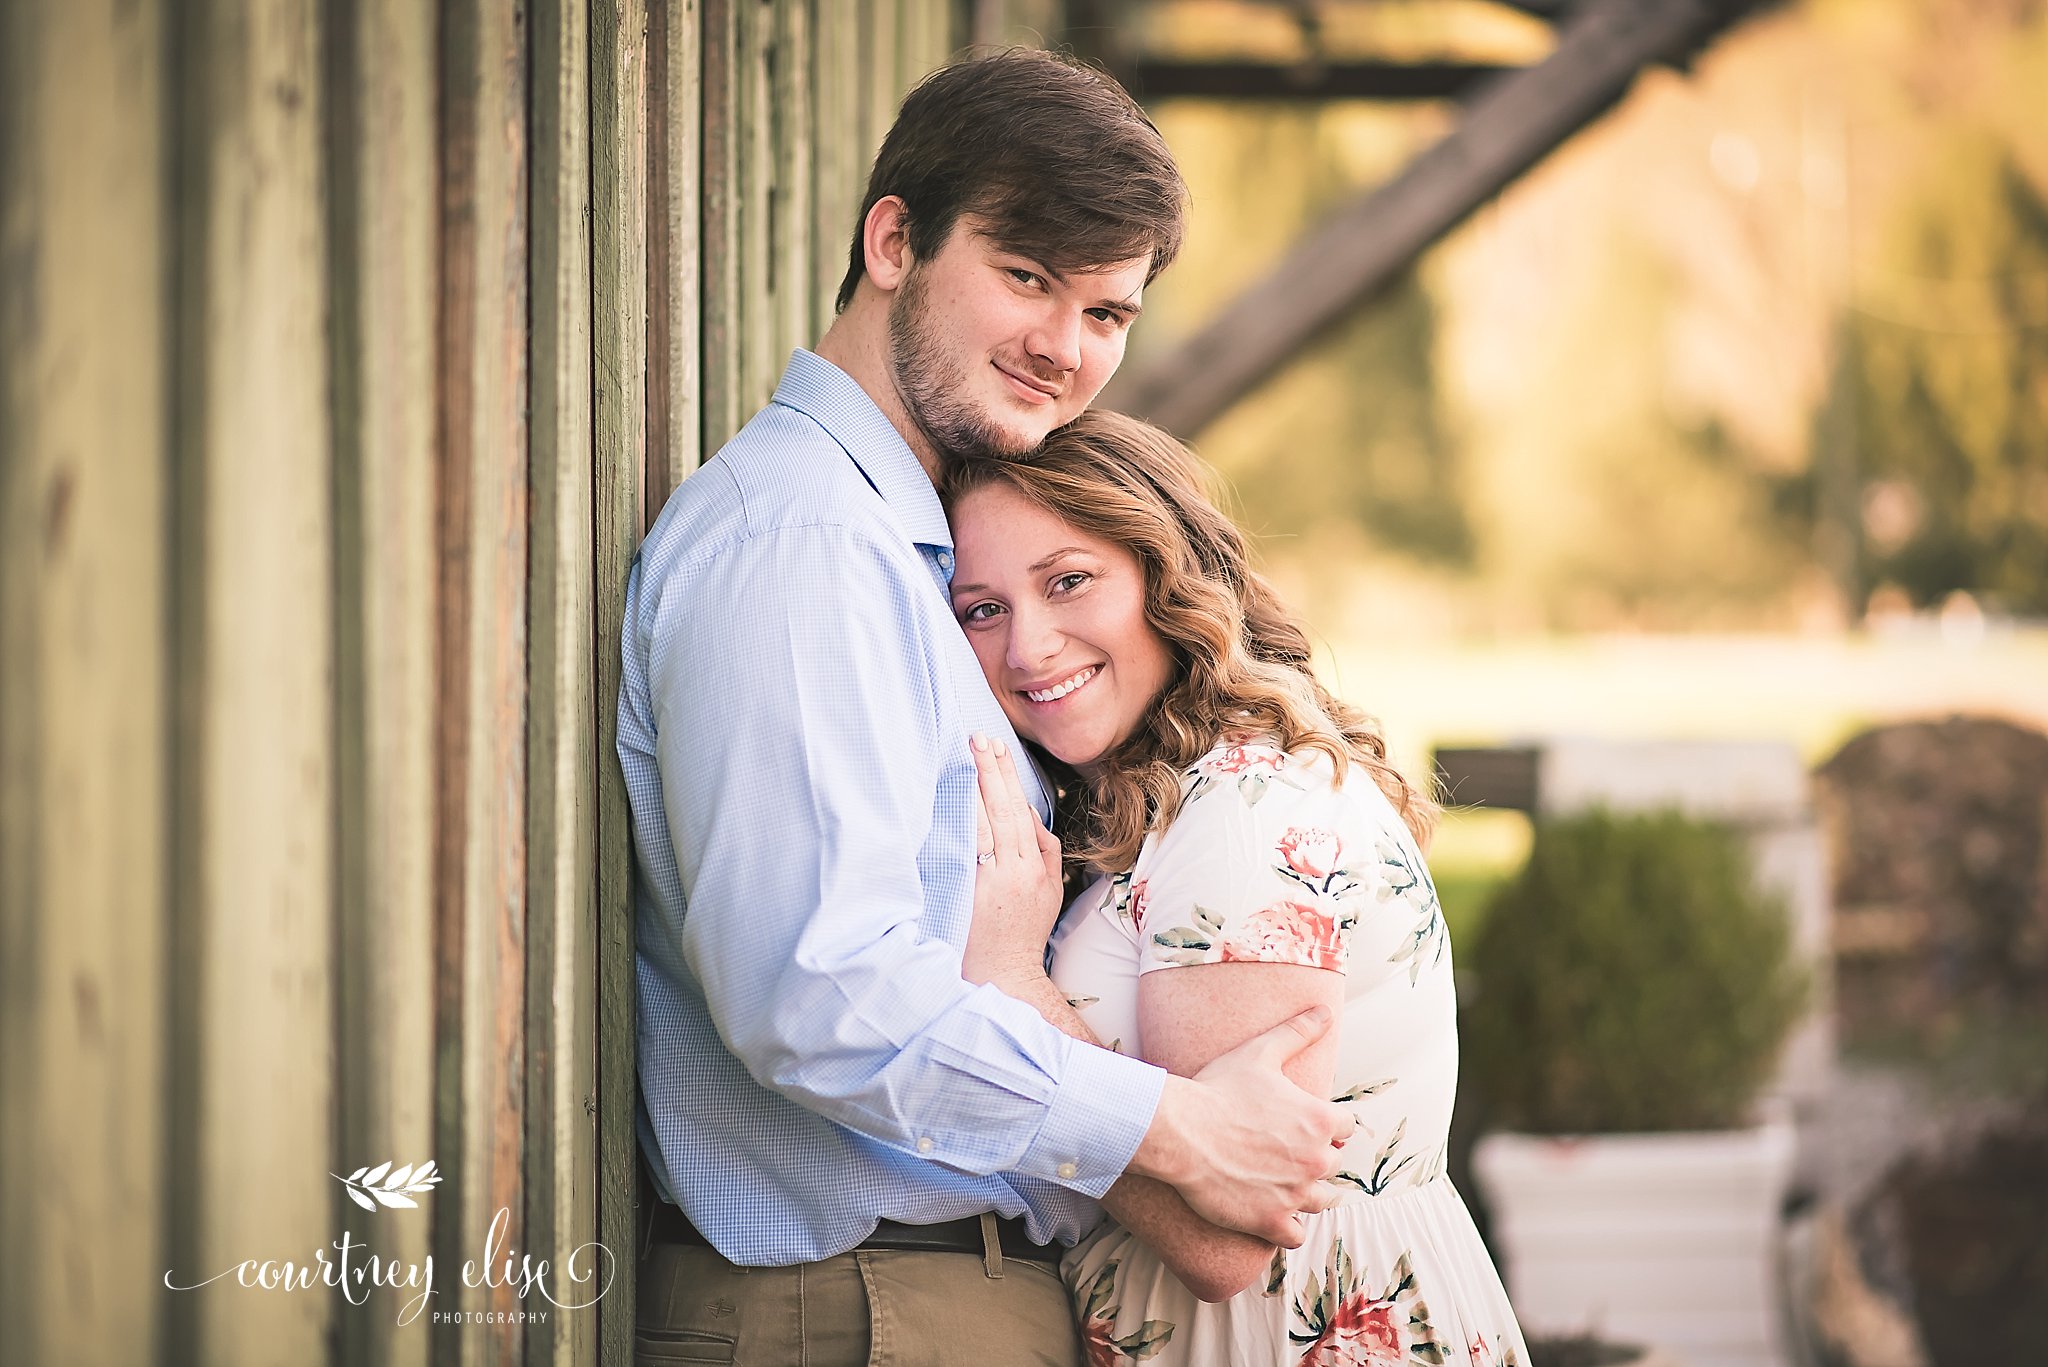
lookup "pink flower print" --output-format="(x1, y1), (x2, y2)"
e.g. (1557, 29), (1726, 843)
(1221, 900), (1346, 971)
(1297, 1293), (1406, 1367)
(1277, 826), (1343, 882)
(1130, 878), (1149, 932)
(1083, 1315), (1119, 1367)
(1197, 743), (1287, 777)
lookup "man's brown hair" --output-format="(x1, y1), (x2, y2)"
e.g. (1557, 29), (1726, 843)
(834, 49), (1187, 311)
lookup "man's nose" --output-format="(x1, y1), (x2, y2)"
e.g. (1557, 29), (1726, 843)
(1025, 305), (1082, 375)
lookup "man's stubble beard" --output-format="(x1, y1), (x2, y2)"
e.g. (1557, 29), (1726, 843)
(888, 265), (1040, 463)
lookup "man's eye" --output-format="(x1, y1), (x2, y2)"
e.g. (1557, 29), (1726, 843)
(1007, 268), (1042, 288)
(1086, 308), (1127, 327)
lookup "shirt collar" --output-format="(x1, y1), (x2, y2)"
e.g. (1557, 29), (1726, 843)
(770, 349), (953, 555)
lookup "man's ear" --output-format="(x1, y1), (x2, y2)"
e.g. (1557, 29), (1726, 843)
(862, 196), (914, 292)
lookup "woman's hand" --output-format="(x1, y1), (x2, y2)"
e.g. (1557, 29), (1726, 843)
(961, 734), (1066, 989)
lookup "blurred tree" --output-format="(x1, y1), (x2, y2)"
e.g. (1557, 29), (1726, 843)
(1821, 136), (2048, 615)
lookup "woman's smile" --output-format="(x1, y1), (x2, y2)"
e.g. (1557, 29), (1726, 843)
(1022, 664), (1100, 704)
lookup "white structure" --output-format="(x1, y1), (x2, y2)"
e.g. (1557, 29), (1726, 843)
(1442, 737), (1834, 1367)
(1475, 1118), (1798, 1367)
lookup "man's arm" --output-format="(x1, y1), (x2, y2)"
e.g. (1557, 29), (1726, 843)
(964, 740), (1354, 1250)
(645, 523), (1162, 1194)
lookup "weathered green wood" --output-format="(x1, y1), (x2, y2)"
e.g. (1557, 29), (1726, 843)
(647, 0), (703, 507)
(528, 0), (600, 1363)
(809, 0), (861, 338)
(737, 0), (778, 413)
(771, 0), (813, 370)
(590, 0), (650, 1360)
(0, 4), (169, 1365)
(701, 0), (744, 453)
(166, 3), (336, 1363)
(432, 3), (532, 1363)
(327, 0), (438, 1362)
(861, 0), (902, 178)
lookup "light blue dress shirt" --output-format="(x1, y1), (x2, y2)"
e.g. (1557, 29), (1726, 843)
(618, 349), (1167, 1264)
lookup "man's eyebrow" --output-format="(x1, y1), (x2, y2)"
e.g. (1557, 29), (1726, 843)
(1092, 294), (1142, 319)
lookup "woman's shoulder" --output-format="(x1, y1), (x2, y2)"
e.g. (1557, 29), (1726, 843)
(1179, 735), (1349, 808)
(1174, 736), (1417, 853)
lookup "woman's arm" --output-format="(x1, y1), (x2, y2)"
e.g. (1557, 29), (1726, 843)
(974, 960), (1345, 1301)
(1116, 961), (1346, 1301)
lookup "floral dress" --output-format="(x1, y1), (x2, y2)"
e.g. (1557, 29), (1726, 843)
(1049, 740), (1528, 1367)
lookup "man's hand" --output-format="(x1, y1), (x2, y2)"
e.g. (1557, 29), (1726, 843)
(1124, 1005), (1353, 1247)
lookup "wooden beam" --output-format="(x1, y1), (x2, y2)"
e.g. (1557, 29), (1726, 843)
(165, 3), (337, 1362)
(645, 0), (703, 512)
(591, 0), (650, 1360)
(1115, 58), (1518, 102)
(1103, 0), (1760, 435)
(0, 4), (170, 1363)
(328, 0), (438, 1365)
(528, 0), (599, 1361)
(432, 2), (531, 1362)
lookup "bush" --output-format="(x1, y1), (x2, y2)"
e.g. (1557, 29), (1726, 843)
(1462, 807), (1806, 1134)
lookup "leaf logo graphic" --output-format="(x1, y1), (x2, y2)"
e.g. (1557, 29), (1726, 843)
(334, 1160), (442, 1212)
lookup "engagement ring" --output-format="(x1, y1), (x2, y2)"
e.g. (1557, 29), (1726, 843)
(976, 850), (996, 864)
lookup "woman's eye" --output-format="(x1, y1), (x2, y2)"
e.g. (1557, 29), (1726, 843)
(961, 601), (1002, 623)
(1052, 572), (1090, 594)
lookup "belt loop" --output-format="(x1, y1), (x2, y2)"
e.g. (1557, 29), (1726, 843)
(978, 1212), (1004, 1279)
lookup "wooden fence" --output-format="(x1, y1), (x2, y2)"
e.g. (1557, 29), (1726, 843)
(0, 2), (965, 1364)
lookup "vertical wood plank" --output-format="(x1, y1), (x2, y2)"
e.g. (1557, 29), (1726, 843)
(0, 3), (169, 1364)
(327, 0), (437, 1362)
(433, 1), (531, 1362)
(737, 0), (777, 413)
(166, 2), (336, 1362)
(590, 0), (650, 1360)
(809, 0), (860, 338)
(529, 0), (599, 1362)
(770, 0), (811, 367)
(860, 0), (901, 186)
(645, 0), (703, 512)
(700, 0), (743, 453)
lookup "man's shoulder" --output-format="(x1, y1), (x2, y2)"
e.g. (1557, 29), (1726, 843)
(640, 401), (901, 577)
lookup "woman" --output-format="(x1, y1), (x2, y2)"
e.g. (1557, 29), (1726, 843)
(944, 410), (1527, 1367)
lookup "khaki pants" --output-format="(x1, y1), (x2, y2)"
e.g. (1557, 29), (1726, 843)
(634, 1237), (1084, 1367)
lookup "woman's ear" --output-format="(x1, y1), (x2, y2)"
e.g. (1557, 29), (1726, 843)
(861, 196), (915, 292)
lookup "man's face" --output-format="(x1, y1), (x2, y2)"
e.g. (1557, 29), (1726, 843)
(888, 219), (1150, 459)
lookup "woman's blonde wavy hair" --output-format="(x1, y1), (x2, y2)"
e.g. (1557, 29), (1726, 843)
(943, 409), (1436, 872)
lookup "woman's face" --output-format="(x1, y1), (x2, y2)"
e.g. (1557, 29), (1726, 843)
(948, 482), (1176, 776)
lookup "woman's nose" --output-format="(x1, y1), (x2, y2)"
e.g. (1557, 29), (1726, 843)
(1006, 604), (1062, 672)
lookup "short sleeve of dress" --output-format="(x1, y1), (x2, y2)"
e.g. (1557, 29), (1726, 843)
(1135, 741), (1360, 978)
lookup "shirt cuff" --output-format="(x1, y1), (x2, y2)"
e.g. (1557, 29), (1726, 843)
(1019, 1040), (1165, 1199)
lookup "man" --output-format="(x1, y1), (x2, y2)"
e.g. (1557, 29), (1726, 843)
(619, 50), (1352, 1366)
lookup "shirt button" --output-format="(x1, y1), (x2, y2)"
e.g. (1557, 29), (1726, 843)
(916, 1137), (935, 1155)
(1056, 1161), (1078, 1180)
